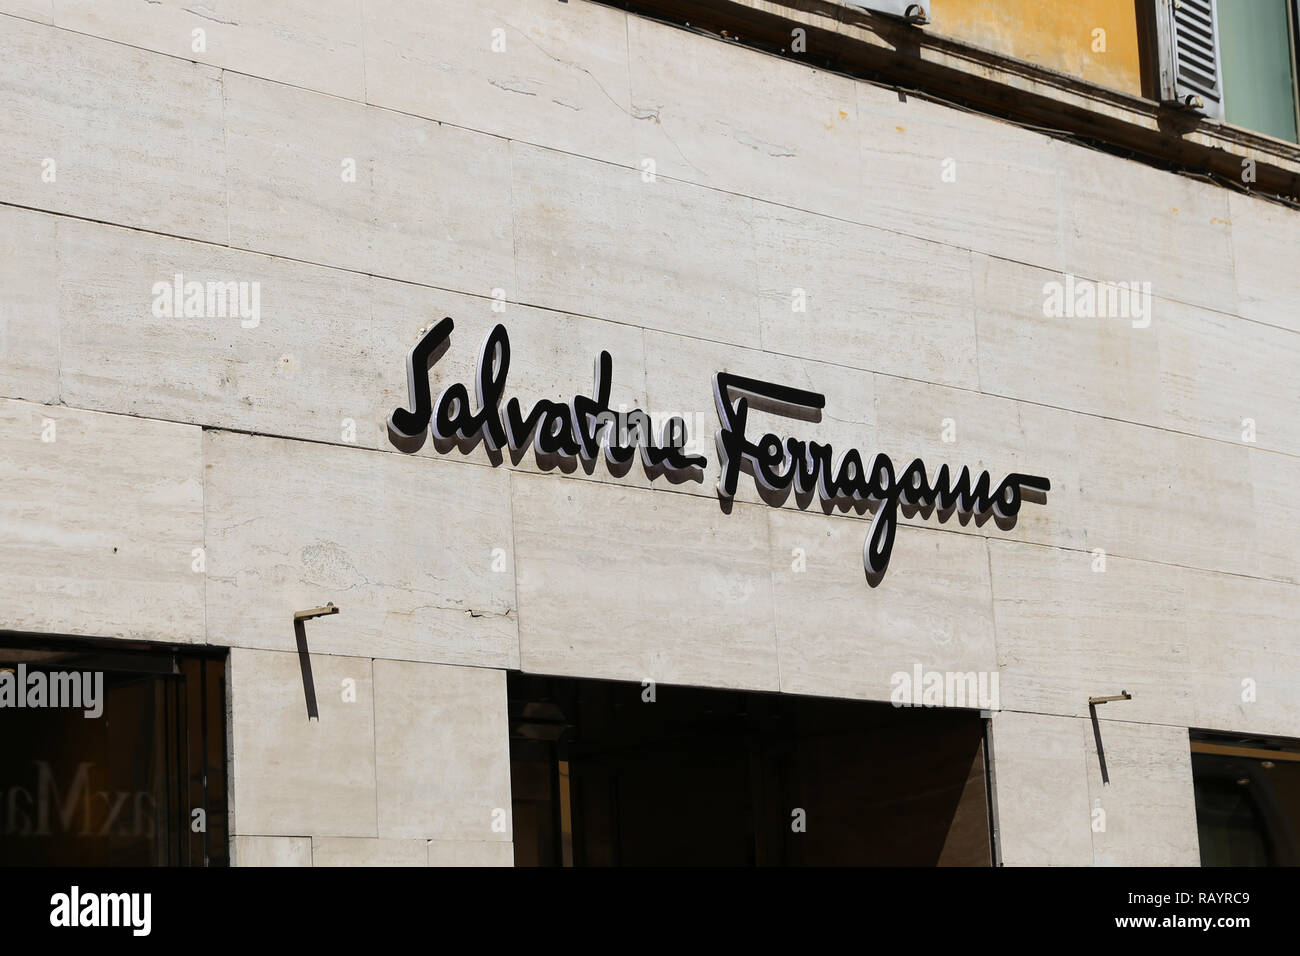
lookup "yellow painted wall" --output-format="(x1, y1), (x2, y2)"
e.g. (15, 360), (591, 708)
(931, 1), (1144, 96)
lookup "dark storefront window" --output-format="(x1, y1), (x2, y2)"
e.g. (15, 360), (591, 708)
(1191, 731), (1300, 866)
(509, 673), (993, 866)
(0, 637), (228, 866)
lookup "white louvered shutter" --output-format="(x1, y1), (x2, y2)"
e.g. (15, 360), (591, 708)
(1157, 0), (1224, 117)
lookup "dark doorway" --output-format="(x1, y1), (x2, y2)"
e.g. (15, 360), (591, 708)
(1191, 730), (1300, 866)
(509, 673), (992, 866)
(0, 635), (228, 866)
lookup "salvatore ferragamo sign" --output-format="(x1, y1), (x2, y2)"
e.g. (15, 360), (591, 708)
(386, 318), (1050, 585)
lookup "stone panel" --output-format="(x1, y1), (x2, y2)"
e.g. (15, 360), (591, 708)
(990, 711), (1093, 866)
(1229, 190), (1300, 332)
(510, 142), (760, 345)
(0, 398), (204, 642)
(372, 660), (512, 841)
(54, 0), (366, 100)
(1084, 721), (1200, 866)
(856, 83), (1065, 272)
(364, 0), (637, 165)
(224, 72), (514, 294)
(0, 17), (225, 242)
(311, 837), (427, 866)
(228, 648), (377, 838)
(203, 431), (518, 667)
(755, 203), (980, 389)
(233, 836), (312, 867)
(770, 513), (997, 703)
(426, 839), (514, 867)
(1060, 147), (1236, 316)
(0, 206), (60, 404)
(629, 15), (862, 219)
(511, 472), (780, 690)
(989, 539), (1193, 728)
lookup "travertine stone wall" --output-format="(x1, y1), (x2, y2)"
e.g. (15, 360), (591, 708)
(1, 0), (1296, 866)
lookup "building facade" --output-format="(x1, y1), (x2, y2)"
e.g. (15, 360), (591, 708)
(2, 0), (1299, 866)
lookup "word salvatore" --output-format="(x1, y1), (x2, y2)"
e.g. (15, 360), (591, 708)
(387, 319), (1050, 583)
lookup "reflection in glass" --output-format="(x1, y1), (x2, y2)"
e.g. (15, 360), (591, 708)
(0, 640), (227, 867)
(1192, 733), (1300, 866)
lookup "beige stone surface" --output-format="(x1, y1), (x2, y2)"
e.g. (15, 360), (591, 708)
(629, 16), (862, 219)
(994, 711), (1201, 866)
(228, 649), (377, 838)
(56, 217), (375, 445)
(855, 83), (1065, 272)
(233, 835), (312, 867)
(427, 839), (515, 867)
(53, 0), (366, 100)
(0, 398), (204, 642)
(770, 514), (996, 702)
(1156, 302), (1300, 457)
(754, 203), (980, 389)
(373, 661), (513, 841)
(1248, 447), (1300, 586)
(32, 212), (656, 465)
(224, 71), (514, 293)
(512, 471), (780, 690)
(988, 540), (1194, 728)
(977, 253), (1300, 459)
(311, 837), (427, 866)
(1229, 190), (1300, 332)
(203, 431), (518, 667)
(990, 711), (1093, 866)
(1072, 412), (1258, 579)
(1061, 147), (1237, 317)
(1085, 721), (1200, 866)
(0, 205), (59, 404)
(872, 375), (1085, 553)
(0, 16), (225, 242)
(1184, 567), (1300, 740)
(973, 254), (1162, 423)
(0, 2), (51, 22)
(510, 142), (759, 345)
(365, 0), (637, 166)
(875, 372), (1274, 581)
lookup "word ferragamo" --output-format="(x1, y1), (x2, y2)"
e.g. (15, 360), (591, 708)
(386, 319), (1050, 583)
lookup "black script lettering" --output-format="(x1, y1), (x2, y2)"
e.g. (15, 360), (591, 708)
(571, 350), (613, 460)
(388, 317), (454, 448)
(386, 323), (1047, 588)
(713, 372), (825, 497)
(827, 448), (873, 501)
(432, 381), (474, 443)
(713, 372), (1049, 583)
(475, 324), (510, 451)
(992, 472), (1050, 519)
(388, 321), (706, 479)
(929, 464), (993, 516)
